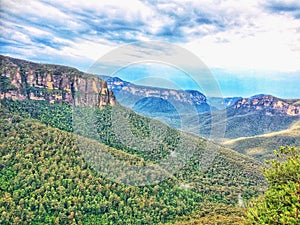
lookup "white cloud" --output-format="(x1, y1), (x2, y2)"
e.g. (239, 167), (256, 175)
(183, 2), (300, 72)
(0, 0), (299, 73)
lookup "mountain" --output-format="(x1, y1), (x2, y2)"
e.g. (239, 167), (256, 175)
(102, 76), (300, 141)
(0, 56), (266, 224)
(284, 98), (300, 107)
(207, 96), (242, 110)
(133, 97), (178, 115)
(221, 95), (300, 139)
(102, 76), (211, 113)
(0, 55), (116, 108)
(181, 94), (300, 140)
(229, 94), (300, 116)
(0, 106), (265, 224)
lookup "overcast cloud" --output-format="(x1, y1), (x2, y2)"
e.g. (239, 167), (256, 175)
(1, 0), (299, 97)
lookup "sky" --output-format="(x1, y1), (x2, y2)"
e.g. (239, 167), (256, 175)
(1, 0), (300, 98)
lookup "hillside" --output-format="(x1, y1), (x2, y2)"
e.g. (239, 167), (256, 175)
(0, 65), (295, 225)
(228, 94), (300, 116)
(283, 98), (300, 107)
(0, 103), (265, 224)
(221, 95), (300, 139)
(223, 120), (300, 161)
(0, 56), (267, 224)
(0, 109), (197, 224)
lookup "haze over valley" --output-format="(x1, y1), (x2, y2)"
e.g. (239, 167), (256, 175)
(1, 0), (299, 224)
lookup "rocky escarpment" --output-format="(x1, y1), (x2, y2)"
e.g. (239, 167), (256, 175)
(231, 95), (300, 116)
(0, 55), (115, 108)
(103, 76), (210, 112)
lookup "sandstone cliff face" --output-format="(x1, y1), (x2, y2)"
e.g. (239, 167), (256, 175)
(232, 95), (300, 116)
(0, 55), (115, 108)
(104, 76), (209, 111)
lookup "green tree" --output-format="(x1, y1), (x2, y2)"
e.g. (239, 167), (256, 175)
(246, 146), (300, 225)
(0, 76), (16, 99)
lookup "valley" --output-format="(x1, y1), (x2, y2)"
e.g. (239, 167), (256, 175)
(0, 55), (298, 224)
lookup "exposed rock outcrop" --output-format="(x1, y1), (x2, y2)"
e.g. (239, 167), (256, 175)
(0, 55), (116, 108)
(102, 76), (210, 112)
(231, 95), (300, 116)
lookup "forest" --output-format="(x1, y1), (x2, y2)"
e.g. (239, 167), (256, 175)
(0, 99), (299, 224)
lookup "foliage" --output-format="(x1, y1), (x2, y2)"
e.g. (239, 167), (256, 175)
(0, 76), (17, 96)
(246, 146), (300, 225)
(223, 120), (300, 161)
(2, 99), (266, 202)
(163, 203), (247, 225)
(1, 99), (72, 132)
(0, 99), (267, 224)
(0, 109), (203, 224)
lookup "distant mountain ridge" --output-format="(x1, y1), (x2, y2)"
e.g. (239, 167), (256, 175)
(133, 97), (178, 115)
(101, 75), (211, 113)
(221, 95), (300, 139)
(207, 96), (242, 109)
(1, 55), (299, 142)
(229, 94), (300, 117)
(102, 75), (300, 117)
(101, 75), (300, 140)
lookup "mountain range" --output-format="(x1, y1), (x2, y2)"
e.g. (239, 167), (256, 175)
(0, 55), (268, 224)
(101, 75), (300, 141)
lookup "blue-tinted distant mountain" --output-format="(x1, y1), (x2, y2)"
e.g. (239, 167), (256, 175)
(100, 75), (300, 140)
(101, 76), (212, 113)
(133, 97), (178, 115)
(228, 95), (300, 116)
(222, 95), (300, 138)
(207, 97), (242, 110)
(99, 76), (214, 133)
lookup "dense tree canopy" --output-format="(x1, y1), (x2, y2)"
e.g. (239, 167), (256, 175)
(246, 146), (300, 225)
(0, 99), (268, 224)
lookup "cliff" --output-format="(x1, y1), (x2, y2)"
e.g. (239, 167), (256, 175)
(102, 76), (210, 112)
(0, 55), (116, 108)
(231, 95), (300, 116)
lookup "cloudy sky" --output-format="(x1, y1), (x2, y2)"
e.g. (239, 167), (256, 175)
(1, 0), (300, 97)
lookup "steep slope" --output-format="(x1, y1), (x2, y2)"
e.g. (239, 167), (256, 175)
(0, 55), (116, 108)
(133, 97), (178, 115)
(221, 95), (300, 139)
(2, 98), (266, 194)
(0, 104), (265, 224)
(223, 120), (300, 161)
(0, 56), (267, 224)
(0, 109), (200, 224)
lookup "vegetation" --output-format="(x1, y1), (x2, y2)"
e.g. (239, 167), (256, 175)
(0, 109), (204, 224)
(1, 54), (298, 224)
(163, 203), (247, 225)
(223, 120), (300, 161)
(0, 99), (267, 224)
(223, 111), (299, 139)
(0, 75), (16, 98)
(246, 146), (300, 224)
(1, 99), (72, 132)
